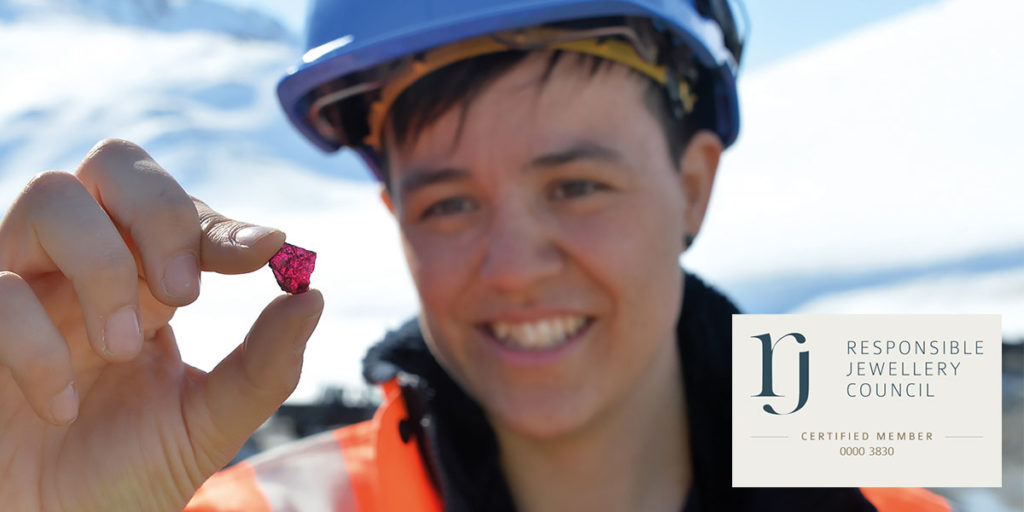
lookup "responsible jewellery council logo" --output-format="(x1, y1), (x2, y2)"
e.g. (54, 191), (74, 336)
(732, 315), (1001, 487)
(751, 332), (809, 415)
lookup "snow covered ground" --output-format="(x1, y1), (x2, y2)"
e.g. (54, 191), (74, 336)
(0, 0), (1021, 406)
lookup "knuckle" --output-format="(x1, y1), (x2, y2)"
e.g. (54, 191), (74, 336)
(77, 138), (149, 180)
(197, 207), (229, 234)
(196, 202), (223, 225)
(190, 195), (210, 210)
(88, 138), (143, 160)
(204, 219), (238, 242)
(22, 171), (81, 202)
(19, 172), (87, 222)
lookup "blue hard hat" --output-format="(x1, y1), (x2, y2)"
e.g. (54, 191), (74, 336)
(278, 0), (746, 157)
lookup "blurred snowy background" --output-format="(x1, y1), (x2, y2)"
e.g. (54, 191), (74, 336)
(0, 0), (1020, 508)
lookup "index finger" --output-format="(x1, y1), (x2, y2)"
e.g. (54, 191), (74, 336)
(74, 139), (202, 306)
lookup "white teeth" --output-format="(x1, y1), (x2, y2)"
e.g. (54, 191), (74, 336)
(521, 324), (538, 347)
(494, 322), (510, 340)
(489, 315), (588, 350)
(565, 316), (582, 333)
(535, 322), (552, 347)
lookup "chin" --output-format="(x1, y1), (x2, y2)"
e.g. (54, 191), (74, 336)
(481, 386), (603, 441)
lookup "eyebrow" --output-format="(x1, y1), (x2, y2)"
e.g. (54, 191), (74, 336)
(397, 167), (470, 199)
(397, 141), (622, 198)
(529, 141), (623, 169)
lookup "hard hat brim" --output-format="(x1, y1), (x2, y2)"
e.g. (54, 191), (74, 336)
(278, 0), (740, 154)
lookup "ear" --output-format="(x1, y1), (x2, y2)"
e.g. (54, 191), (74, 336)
(677, 130), (723, 245)
(379, 185), (396, 216)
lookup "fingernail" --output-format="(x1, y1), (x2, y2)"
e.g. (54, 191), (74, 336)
(235, 226), (278, 248)
(163, 252), (200, 301)
(104, 306), (142, 358)
(51, 382), (78, 425)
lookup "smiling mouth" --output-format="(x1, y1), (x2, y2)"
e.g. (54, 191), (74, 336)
(483, 315), (593, 350)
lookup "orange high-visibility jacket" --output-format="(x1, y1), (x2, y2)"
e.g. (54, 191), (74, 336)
(186, 378), (441, 512)
(185, 377), (951, 512)
(186, 275), (955, 512)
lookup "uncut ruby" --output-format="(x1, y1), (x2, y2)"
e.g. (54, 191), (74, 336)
(269, 242), (316, 294)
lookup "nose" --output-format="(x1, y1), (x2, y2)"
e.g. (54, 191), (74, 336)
(478, 203), (564, 294)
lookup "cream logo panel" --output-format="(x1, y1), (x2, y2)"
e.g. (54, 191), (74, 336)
(732, 314), (1001, 487)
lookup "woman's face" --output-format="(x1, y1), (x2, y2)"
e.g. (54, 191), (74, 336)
(384, 51), (718, 439)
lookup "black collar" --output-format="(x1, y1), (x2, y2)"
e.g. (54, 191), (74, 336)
(361, 273), (876, 512)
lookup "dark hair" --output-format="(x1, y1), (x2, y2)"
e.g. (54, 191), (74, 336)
(380, 49), (697, 192)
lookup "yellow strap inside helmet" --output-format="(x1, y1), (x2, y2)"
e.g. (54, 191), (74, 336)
(363, 26), (697, 149)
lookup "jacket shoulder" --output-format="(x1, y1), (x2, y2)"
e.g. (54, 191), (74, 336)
(185, 424), (370, 512)
(861, 487), (952, 512)
(185, 459), (270, 512)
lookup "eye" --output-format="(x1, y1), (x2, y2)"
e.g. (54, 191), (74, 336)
(551, 179), (608, 200)
(422, 196), (477, 218)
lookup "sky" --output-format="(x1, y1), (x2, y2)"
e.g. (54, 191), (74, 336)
(739, 0), (941, 71)
(217, 0), (306, 37)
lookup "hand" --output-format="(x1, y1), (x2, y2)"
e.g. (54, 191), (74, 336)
(0, 139), (324, 511)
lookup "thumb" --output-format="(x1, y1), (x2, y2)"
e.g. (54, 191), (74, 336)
(193, 197), (287, 275)
(190, 289), (324, 472)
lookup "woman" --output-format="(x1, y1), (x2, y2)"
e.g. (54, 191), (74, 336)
(0, 1), (949, 510)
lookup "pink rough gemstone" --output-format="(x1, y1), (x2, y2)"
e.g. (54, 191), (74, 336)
(269, 242), (317, 294)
